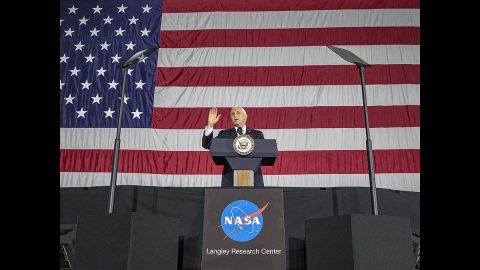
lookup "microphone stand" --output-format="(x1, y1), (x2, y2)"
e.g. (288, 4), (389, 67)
(327, 46), (378, 215)
(107, 47), (158, 214)
(358, 64), (378, 215)
(108, 67), (128, 214)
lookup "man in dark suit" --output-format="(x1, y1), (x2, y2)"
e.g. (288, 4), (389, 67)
(202, 107), (265, 187)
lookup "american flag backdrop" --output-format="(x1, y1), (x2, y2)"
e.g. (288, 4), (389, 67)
(60, 0), (420, 192)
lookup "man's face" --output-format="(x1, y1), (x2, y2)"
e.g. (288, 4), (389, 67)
(230, 108), (247, 127)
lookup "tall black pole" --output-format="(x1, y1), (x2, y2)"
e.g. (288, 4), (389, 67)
(326, 45), (379, 215)
(108, 67), (128, 214)
(106, 47), (158, 214)
(358, 66), (378, 215)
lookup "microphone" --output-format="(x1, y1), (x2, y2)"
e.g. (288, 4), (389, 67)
(118, 47), (158, 68)
(327, 45), (371, 68)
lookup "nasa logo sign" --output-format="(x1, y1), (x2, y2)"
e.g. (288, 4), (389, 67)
(219, 200), (269, 242)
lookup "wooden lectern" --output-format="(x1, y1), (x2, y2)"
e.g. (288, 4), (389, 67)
(234, 170), (253, 186)
(209, 138), (278, 186)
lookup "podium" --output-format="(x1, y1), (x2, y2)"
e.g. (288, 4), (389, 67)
(210, 138), (277, 186)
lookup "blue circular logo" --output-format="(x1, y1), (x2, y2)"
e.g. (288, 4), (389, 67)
(220, 200), (264, 242)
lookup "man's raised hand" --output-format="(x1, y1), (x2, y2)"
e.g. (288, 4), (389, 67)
(207, 108), (221, 128)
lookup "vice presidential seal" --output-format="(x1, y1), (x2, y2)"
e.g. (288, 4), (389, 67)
(233, 134), (255, 155)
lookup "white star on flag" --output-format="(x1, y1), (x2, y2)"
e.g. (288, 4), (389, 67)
(91, 94), (103, 104)
(85, 54), (95, 63)
(100, 41), (110, 50)
(60, 80), (65, 90)
(142, 5), (152, 13)
(117, 4), (127, 13)
(76, 108), (87, 118)
(74, 42), (84, 51)
(111, 54), (121, 63)
(119, 96), (130, 104)
(108, 80), (119, 89)
(103, 16), (113, 24)
(140, 28), (150, 37)
(64, 94), (75, 104)
(81, 80), (92, 90)
(96, 67), (107, 76)
(92, 5), (102, 14)
(135, 80), (146, 90)
(125, 41), (136, 50)
(132, 109), (143, 119)
(139, 56), (148, 63)
(69, 67), (80, 76)
(68, 5), (78, 14)
(115, 27), (125, 36)
(90, 28), (100, 36)
(128, 16), (139, 25)
(60, 54), (69, 63)
(79, 16), (89, 25)
(64, 28), (74, 37)
(104, 108), (115, 118)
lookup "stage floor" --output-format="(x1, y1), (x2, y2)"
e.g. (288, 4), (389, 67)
(60, 186), (419, 269)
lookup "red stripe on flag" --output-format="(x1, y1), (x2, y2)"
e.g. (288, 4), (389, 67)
(60, 149), (419, 174)
(152, 106), (420, 129)
(160, 27), (420, 48)
(156, 65), (420, 87)
(163, 0), (420, 13)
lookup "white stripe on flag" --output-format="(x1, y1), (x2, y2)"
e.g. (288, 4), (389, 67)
(161, 9), (420, 30)
(157, 45), (420, 67)
(60, 127), (420, 151)
(154, 85), (420, 108)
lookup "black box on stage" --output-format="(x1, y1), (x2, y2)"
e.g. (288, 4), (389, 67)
(73, 213), (179, 270)
(305, 214), (413, 270)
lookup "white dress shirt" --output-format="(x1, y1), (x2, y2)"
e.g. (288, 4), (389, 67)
(204, 126), (247, 136)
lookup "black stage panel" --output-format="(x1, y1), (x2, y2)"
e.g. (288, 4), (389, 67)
(61, 187), (419, 270)
(74, 213), (179, 270)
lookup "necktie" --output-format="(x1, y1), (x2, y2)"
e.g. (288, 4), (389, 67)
(237, 127), (243, 135)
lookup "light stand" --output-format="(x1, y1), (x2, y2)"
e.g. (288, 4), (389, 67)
(327, 45), (378, 215)
(107, 47), (158, 214)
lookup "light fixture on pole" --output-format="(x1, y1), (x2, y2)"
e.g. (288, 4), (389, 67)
(327, 45), (378, 215)
(107, 46), (158, 214)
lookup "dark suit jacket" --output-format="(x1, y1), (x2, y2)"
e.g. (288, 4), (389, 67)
(202, 127), (265, 187)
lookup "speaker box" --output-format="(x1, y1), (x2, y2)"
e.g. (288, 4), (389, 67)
(305, 214), (413, 270)
(74, 213), (179, 270)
